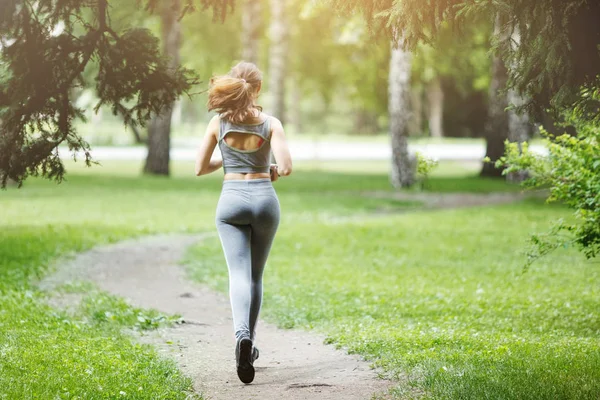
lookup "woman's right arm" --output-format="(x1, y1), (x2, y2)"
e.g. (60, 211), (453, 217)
(270, 117), (292, 177)
(195, 115), (222, 176)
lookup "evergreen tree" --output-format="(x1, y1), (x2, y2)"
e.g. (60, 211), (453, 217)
(0, 0), (232, 187)
(328, 0), (600, 121)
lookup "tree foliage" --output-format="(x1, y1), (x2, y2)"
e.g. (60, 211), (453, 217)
(0, 0), (232, 187)
(292, 8), (389, 116)
(412, 20), (491, 94)
(411, 20), (492, 138)
(327, 0), (600, 121)
(496, 91), (600, 261)
(144, 0), (234, 22)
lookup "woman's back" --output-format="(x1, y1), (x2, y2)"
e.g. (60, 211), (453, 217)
(218, 114), (273, 175)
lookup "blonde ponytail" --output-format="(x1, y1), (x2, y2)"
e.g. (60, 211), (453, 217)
(207, 62), (263, 124)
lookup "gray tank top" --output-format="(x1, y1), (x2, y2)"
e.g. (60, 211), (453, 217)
(218, 116), (272, 174)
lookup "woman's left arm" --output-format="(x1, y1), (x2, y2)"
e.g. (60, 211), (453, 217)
(195, 115), (222, 176)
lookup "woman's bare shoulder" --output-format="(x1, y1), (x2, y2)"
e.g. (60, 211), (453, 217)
(265, 114), (283, 128)
(207, 114), (221, 138)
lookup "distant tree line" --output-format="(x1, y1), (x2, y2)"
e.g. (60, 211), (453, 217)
(1, 0), (598, 189)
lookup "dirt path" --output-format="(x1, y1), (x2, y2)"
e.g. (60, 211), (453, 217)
(42, 234), (393, 400)
(362, 191), (529, 210)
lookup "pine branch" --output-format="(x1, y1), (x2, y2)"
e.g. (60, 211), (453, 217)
(0, 0), (210, 187)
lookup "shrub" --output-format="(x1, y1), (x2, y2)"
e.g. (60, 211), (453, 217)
(497, 102), (599, 262)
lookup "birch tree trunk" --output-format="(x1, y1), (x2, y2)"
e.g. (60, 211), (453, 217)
(427, 76), (444, 138)
(242, 0), (262, 64)
(143, 0), (181, 176)
(268, 0), (287, 123)
(389, 43), (415, 188)
(506, 88), (531, 182)
(480, 15), (509, 178)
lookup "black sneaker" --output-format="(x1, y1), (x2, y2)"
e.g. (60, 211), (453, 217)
(252, 346), (259, 362)
(235, 337), (255, 384)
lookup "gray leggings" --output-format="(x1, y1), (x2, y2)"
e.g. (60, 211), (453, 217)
(215, 179), (280, 341)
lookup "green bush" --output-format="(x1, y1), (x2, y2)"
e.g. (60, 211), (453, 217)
(497, 104), (599, 261)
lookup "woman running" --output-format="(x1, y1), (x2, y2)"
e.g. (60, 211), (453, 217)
(195, 61), (293, 384)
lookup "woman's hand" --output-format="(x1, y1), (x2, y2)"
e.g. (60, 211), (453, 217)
(270, 164), (279, 182)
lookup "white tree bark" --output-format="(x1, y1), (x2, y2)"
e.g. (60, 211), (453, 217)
(427, 76), (444, 138)
(268, 0), (287, 123)
(241, 0), (262, 64)
(389, 42), (415, 188)
(507, 91), (529, 144)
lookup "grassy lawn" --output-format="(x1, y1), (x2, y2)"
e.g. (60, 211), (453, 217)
(186, 201), (600, 399)
(1, 159), (596, 399)
(1, 164), (215, 399)
(0, 160), (413, 399)
(0, 171), (217, 398)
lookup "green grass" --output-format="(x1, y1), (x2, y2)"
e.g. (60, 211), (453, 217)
(0, 224), (200, 399)
(0, 168), (218, 399)
(184, 202), (600, 398)
(2, 159), (593, 399)
(0, 292), (195, 400)
(0, 160), (418, 399)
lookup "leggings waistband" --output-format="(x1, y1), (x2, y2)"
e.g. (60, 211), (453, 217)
(222, 178), (272, 188)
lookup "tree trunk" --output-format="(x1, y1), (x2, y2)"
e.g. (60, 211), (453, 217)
(427, 76), (444, 138)
(507, 88), (531, 182)
(408, 86), (423, 136)
(143, 0), (181, 176)
(389, 43), (415, 188)
(242, 0), (262, 64)
(480, 15), (509, 178)
(506, 27), (531, 183)
(268, 0), (287, 123)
